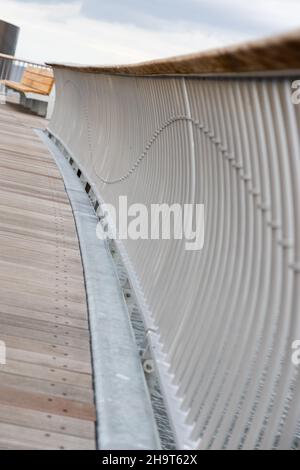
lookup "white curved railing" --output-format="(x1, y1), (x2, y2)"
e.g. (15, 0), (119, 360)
(48, 31), (300, 450)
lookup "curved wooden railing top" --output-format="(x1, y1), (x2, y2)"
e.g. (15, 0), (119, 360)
(48, 29), (300, 76)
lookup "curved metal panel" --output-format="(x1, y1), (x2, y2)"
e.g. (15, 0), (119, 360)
(48, 68), (300, 450)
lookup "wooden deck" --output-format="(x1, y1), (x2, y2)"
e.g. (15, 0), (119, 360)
(0, 103), (96, 450)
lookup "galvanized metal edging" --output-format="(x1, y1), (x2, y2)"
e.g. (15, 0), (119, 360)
(36, 129), (161, 451)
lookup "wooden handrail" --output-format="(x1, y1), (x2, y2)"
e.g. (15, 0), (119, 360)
(47, 29), (300, 76)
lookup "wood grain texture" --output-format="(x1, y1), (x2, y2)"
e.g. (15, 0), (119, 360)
(0, 103), (96, 450)
(3, 67), (54, 96)
(48, 29), (300, 76)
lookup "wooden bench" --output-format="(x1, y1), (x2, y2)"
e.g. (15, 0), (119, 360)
(1, 66), (55, 118)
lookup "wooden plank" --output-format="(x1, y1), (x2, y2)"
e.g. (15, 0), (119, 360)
(0, 322), (91, 350)
(0, 289), (88, 320)
(21, 67), (54, 95)
(0, 373), (94, 403)
(0, 359), (92, 388)
(0, 312), (90, 340)
(0, 384), (95, 421)
(0, 303), (89, 330)
(0, 422), (95, 450)
(6, 347), (92, 374)
(4, 79), (53, 96)
(3, 81), (37, 93)
(4, 67), (54, 97)
(25, 66), (54, 78)
(0, 104), (96, 449)
(0, 334), (92, 363)
(0, 404), (95, 439)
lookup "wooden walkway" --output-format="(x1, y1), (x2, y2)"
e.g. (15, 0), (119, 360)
(0, 103), (96, 449)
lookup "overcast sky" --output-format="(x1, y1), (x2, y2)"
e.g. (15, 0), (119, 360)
(1, 0), (299, 65)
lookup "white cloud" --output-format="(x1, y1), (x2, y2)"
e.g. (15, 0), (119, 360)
(0, 0), (243, 64)
(205, 0), (300, 31)
(0, 0), (299, 66)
